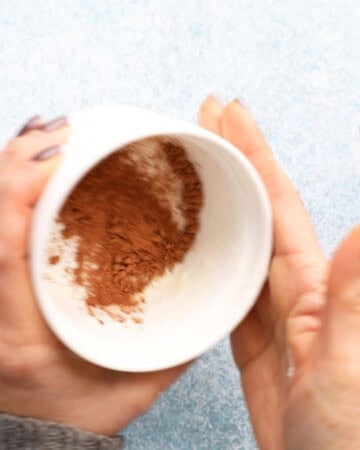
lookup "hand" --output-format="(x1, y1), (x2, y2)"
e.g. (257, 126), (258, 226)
(0, 117), (187, 435)
(199, 97), (360, 450)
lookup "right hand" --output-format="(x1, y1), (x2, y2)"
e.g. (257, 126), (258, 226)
(0, 117), (187, 435)
(200, 96), (360, 450)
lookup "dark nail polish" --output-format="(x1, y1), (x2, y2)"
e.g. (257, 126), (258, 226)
(32, 145), (60, 161)
(43, 116), (68, 132)
(17, 115), (43, 136)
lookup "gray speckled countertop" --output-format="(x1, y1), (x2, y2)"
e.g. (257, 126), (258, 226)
(0, 1), (359, 448)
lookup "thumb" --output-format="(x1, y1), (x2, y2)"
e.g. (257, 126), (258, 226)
(320, 225), (360, 362)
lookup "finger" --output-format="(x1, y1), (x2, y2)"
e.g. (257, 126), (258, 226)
(238, 345), (285, 450)
(1, 143), (67, 208)
(220, 100), (327, 327)
(0, 148), (64, 331)
(16, 115), (44, 136)
(220, 100), (324, 262)
(320, 226), (360, 362)
(198, 95), (223, 134)
(0, 163), (61, 331)
(4, 117), (68, 162)
(0, 154), (62, 262)
(0, 126), (69, 263)
(6, 127), (68, 162)
(231, 286), (273, 369)
(231, 291), (285, 450)
(1, 121), (69, 203)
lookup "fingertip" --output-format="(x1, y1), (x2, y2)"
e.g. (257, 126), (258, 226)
(31, 149), (62, 173)
(28, 124), (70, 141)
(8, 125), (70, 162)
(233, 98), (244, 107)
(221, 98), (245, 123)
(199, 95), (222, 114)
(42, 116), (68, 133)
(220, 100), (243, 144)
(201, 93), (221, 104)
(204, 94), (223, 107)
(17, 115), (45, 137)
(220, 99), (268, 159)
(198, 95), (223, 134)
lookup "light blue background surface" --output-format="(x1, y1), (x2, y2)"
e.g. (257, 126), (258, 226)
(0, 1), (359, 448)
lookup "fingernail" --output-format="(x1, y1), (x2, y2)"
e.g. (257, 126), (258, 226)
(32, 145), (61, 161)
(43, 116), (68, 132)
(17, 115), (43, 136)
(233, 98), (244, 106)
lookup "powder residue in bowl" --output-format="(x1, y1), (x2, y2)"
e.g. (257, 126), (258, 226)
(46, 137), (203, 323)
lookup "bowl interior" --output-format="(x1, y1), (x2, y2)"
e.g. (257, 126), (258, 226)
(32, 121), (271, 372)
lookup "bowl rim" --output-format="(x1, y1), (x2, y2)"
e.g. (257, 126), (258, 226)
(31, 104), (273, 372)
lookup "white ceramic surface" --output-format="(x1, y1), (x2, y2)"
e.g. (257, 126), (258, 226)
(31, 104), (272, 372)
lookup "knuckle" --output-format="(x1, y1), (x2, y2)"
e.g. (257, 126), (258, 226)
(0, 343), (36, 383)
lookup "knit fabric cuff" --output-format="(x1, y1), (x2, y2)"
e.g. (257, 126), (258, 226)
(0, 413), (124, 449)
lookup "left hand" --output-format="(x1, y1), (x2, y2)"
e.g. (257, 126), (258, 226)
(199, 97), (329, 449)
(0, 116), (187, 436)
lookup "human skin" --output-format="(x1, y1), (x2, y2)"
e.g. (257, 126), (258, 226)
(0, 117), (187, 435)
(1, 104), (359, 449)
(199, 97), (360, 450)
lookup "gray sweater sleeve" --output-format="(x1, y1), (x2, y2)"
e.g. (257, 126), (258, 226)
(0, 413), (124, 449)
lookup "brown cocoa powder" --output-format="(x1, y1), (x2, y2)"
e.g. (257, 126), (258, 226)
(50, 138), (203, 320)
